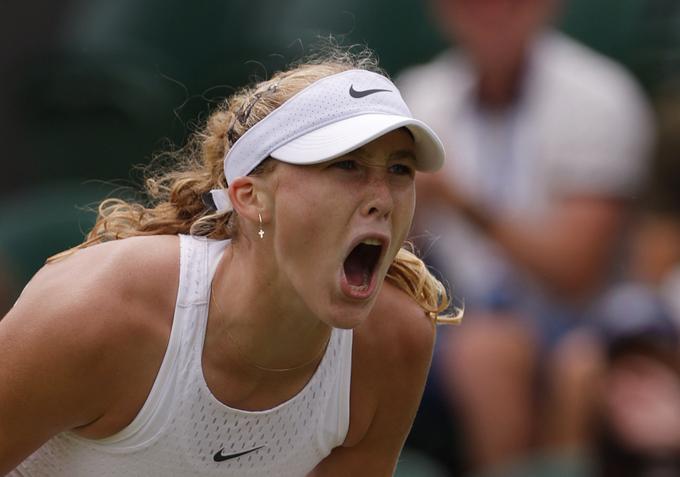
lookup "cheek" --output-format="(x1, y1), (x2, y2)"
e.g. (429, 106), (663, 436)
(273, 183), (340, 267)
(384, 190), (415, 267)
(395, 187), (416, 234)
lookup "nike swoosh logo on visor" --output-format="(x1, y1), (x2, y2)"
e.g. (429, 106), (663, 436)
(213, 445), (266, 462)
(349, 85), (392, 98)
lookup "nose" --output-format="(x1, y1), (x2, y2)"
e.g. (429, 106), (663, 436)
(361, 173), (394, 220)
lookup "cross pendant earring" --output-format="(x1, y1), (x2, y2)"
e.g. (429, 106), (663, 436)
(258, 213), (264, 239)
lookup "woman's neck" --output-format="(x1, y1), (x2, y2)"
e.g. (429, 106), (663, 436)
(472, 48), (528, 110)
(206, 241), (332, 375)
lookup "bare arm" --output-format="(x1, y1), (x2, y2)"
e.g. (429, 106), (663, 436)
(417, 173), (625, 299)
(475, 196), (623, 298)
(0, 270), (114, 473)
(308, 285), (436, 476)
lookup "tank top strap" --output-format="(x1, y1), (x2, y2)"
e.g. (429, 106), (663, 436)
(176, 234), (210, 307)
(177, 234), (229, 365)
(176, 234), (229, 305)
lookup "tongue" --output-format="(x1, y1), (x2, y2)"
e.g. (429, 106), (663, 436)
(344, 250), (369, 287)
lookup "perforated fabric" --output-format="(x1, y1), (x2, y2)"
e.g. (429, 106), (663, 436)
(12, 235), (353, 476)
(224, 69), (443, 183)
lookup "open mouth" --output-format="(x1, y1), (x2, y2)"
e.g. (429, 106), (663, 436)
(342, 239), (383, 292)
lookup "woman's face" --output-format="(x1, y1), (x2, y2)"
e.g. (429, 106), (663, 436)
(267, 128), (417, 329)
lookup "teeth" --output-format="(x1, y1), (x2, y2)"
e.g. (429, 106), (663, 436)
(349, 270), (371, 292)
(361, 238), (382, 246)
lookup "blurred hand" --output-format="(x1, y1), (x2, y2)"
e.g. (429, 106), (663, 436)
(416, 171), (465, 210)
(603, 354), (680, 456)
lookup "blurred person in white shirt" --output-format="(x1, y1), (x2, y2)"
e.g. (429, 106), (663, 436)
(397, 0), (654, 472)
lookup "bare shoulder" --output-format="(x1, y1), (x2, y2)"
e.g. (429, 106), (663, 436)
(313, 283), (436, 473)
(16, 235), (180, 328)
(6, 236), (178, 352)
(34, 235), (177, 293)
(0, 235), (180, 466)
(358, 281), (436, 364)
(4, 232), (181, 375)
(344, 282), (435, 447)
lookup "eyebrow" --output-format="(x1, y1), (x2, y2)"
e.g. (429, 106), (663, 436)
(389, 149), (417, 162)
(350, 147), (417, 163)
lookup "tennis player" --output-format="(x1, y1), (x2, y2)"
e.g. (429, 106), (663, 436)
(0, 49), (458, 476)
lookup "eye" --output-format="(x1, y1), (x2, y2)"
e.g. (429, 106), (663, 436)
(332, 159), (357, 170)
(389, 163), (415, 177)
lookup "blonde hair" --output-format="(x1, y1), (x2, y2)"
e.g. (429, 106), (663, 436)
(49, 46), (461, 325)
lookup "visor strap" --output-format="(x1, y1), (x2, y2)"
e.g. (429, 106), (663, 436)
(208, 188), (233, 213)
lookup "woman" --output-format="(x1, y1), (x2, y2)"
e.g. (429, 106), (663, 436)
(0, 49), (459, 476)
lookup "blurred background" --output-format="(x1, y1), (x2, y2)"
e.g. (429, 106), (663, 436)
(2, 0), (680, 475)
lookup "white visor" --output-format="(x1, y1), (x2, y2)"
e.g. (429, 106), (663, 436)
(270, 114), (443, 168)
(210, 69), (445, 212)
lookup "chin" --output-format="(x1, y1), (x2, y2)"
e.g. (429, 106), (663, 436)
(321, 299), (376, 330)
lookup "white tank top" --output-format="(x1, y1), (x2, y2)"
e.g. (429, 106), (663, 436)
(12, 235), (353, 476)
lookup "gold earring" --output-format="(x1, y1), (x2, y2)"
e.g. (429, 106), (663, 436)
(258, 213), (264, 239)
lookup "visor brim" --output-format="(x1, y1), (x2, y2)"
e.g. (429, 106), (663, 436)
(270, 114), (444, 172)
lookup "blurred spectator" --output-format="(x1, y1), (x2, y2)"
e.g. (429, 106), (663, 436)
(542, 286), (680, 477)
(397, 0), (654, 473)
(542, 90), (680, 477)
(596, 286), (680, 476)
(495, 282), (680, 477)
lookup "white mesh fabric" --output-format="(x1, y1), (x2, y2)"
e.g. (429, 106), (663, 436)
(225, 69), (417, 183)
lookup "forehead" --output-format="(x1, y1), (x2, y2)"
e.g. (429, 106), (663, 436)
(349, 128), (416, 161)
(269, 128), (417, 181)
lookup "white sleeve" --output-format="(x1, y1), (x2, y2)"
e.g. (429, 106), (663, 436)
(551, 100), (653, 198)
(540, 56), (655, 199)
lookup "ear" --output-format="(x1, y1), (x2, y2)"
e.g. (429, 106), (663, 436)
(227, 176), (272, 224)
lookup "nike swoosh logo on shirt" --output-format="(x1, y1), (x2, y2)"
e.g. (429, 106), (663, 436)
(349, 85), (391, 98)
(213, 445), (266, 462)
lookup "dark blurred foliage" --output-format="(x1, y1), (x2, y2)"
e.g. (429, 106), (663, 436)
(1, 0), (680, 196)
(0, 0), (446, 194)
